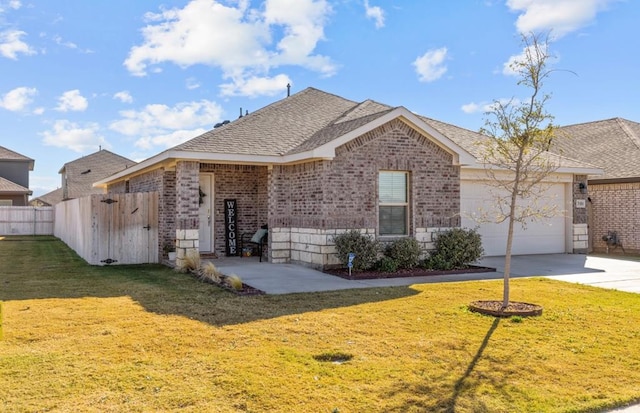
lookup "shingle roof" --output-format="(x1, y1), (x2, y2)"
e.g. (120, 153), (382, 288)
(175, 87), (360, 156)
(60, 150), (136, 199)
(0, 145), (34, 170)
(420, 115), (596, 170)
(30, 188), (63, 206)
(554, 118), (640, 180)
(98, 87), (599, 187)
(0, 176), (30, 193)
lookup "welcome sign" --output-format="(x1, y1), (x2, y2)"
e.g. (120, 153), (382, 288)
(224, 199), (238, 256)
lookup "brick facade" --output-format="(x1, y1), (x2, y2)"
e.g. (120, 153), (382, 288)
(589, 181), (640, 254)
(200, 164), (268, 257)
(268, 119), (460, 267)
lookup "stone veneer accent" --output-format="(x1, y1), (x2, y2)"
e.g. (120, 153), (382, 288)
(572, 175), (589, 254)
(572, 223), (588, 252)
(272, 226), (452, 269)
(174, 161), (200, 267)
(589, 181), (640, 255)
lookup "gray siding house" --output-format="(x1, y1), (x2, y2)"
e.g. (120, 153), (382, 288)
(31, 149), (136, 206)
(0, 145), (34, 206)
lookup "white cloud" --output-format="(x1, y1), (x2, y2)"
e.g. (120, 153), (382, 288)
(507, 0), (618, 38)
(0, 30), (35, 59)
(462, 98), (521, 114)
(186, 77), (200, 90)
(109, 99), (223, 150)
(124, 0), (334, 97)
(0, 1), (22, 13)
(364, 0), (385, 29)
(113, 90), (133, 103)
(135, 128), (209, 150)
(220, 73), (292, 97)
(0, 86), (37, 111)
(413, 47), (448, 82)
(502, 42), (553, 76)
(56, 90), (88, 112)
(51, 34), (93, 54)
(33, 107), (45, 115)
(461, 102), (482, 114)
(41, 120), (108, 153)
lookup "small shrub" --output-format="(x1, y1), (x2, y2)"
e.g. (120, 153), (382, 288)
(226, 274), (243, 291)
(424, 228), (484, 270)
(385, 238), (422, 269)
(376, 256), (398, 273)
(332, 230), (379, 271)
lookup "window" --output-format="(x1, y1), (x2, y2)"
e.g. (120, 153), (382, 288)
(0, 200), (12, 206)
(379, 171), (408, 236)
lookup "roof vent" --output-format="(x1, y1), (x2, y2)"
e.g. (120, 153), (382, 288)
(214, 120), (230, 128)
(81, 169), (91, 174)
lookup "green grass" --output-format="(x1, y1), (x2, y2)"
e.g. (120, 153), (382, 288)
(2, 236), (640, 412)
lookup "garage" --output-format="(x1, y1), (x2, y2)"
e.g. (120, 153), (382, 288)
(460, 180), (569, 256)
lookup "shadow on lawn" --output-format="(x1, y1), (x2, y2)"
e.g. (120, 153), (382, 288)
(379, 318), (505, 413)
(0, 236), (421, 327)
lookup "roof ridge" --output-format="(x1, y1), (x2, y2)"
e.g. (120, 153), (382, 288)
(616, 118), (640, 150)
(559, 117), (625, 129)
(0, 145), (34, 161)
(330, 99), (393, 125)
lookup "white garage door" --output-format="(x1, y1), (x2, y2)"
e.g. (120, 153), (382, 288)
(461, 181), (567, 256)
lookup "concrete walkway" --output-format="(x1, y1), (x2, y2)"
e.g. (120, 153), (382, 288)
(213, 253), (640, 295)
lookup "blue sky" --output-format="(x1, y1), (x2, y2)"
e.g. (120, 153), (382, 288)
(0, 0), (637, 198)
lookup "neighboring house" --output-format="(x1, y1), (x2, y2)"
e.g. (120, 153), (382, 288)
(31, 149), (136, 206)
(0, 145), (34, 206)
(96, 87), (599, 267)
(554, 118), (640, 254)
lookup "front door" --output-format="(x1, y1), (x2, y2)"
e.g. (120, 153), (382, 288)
(199, 174), (214, 252)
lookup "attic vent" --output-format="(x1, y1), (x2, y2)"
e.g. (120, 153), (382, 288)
(214, 120), (230, 128)
(81, 169), (91, 174)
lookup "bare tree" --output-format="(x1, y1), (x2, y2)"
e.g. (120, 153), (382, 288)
(479, 32), (560, 308)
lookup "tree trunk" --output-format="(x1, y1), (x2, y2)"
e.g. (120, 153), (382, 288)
(503, 180), (520, 309)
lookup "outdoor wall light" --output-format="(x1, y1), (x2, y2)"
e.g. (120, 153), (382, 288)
(579, 182), (586, 194)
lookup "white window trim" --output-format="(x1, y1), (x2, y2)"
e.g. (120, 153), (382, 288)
(378, 171), (409, 237)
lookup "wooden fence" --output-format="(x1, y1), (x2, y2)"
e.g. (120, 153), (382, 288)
(54, 192), (159, 265)
(0, 206), (54, 235)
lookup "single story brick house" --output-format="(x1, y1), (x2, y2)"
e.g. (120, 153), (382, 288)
(96, 87), (600, 268)
(554, 118), (640, 255)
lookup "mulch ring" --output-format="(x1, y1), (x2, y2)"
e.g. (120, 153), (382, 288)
(324, 265), (495, 280)
(468, 300), (543, 317)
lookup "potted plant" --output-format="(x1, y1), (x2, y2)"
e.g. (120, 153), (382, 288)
(163, 241), (176, 261)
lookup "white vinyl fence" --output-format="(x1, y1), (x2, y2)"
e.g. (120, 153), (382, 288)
(0, 206), (54, 235)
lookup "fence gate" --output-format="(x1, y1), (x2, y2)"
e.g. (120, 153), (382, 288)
(94, 192), (158, 265)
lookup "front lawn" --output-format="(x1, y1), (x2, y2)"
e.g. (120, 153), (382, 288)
(1, 236), (640, 412)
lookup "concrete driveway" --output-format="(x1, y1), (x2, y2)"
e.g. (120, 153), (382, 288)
(479, 254), (640, 294)
(213, 253), (640, 295)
